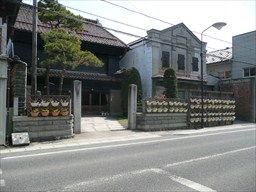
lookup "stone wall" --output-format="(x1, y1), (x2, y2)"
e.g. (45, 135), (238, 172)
(136, 113), (187, 131)
(12, 115), (73, 142)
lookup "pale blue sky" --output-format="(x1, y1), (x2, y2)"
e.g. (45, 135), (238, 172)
(24, 0), (256, 52)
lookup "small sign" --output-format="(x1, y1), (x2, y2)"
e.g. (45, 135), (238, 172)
(12, 132), (30, 146)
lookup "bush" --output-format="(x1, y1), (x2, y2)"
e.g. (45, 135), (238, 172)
(121, 67), (142, 115)
(163, 68), (178, 98)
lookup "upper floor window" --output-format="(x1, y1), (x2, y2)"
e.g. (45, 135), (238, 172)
(244, 67), (256, 77)
(218, 71), (231, 79)
(162, 51), (170, 69)
(177, 54), (185, 70)
(192, 57), (199, 71)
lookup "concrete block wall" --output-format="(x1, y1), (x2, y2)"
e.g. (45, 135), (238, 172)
(12, 115), (73, 142)
(136, 113), (187, 131)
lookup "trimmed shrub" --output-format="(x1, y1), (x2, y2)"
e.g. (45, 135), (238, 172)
(121, 67), (142, 115)
(163, 68), (178, 98)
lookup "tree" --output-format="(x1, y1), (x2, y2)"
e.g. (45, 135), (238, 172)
(121, 67), (142, 115)
(163, 68), (178, 98)
(38, 0), (103, 95)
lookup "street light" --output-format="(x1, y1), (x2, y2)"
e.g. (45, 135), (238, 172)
(200, 22), (226, 128)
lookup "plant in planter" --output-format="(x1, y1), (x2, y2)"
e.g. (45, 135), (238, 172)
(51, 100), (59, 107)
(61, 100), (69, 107)
(41, 100), (50, 107)
(163, 107), (168, 112)
(30, 101), (39, 107)
(152, 107), (158, 112)
(61, 107), (69, 116)
(30, 108), (39, 117)
(41, 108), (50, 116)
(51, 108), (60, 116)
(146, 107), (152, 113)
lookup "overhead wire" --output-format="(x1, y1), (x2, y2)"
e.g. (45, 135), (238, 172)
(18, 2), (256, 66)
(101, 0), (256, 53)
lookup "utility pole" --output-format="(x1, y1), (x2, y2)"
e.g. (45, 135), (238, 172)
(31, 0), (38, 94)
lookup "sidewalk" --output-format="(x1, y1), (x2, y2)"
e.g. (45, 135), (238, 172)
(0, 120), (255, 154)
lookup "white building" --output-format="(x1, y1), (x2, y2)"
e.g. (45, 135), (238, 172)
(120, 23), (205, 99)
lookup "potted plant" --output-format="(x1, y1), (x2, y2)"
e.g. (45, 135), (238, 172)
(163, 107), (168, 112)
(30, 108), (39, 117)
(30, 101), (39, 107)
(61, 100), (69, 107)
(41, 108), (50, 116)
(61, 108), (69, 116)
(41, 100), (50, 107)
(146, 107), (152, 113)
(51, 100), (59, 107)
(51, 108), (60, 116)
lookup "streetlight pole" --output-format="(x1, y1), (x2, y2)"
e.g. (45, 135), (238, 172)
(200, 22), (226, 128)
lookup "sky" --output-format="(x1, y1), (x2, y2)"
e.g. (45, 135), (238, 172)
(24, 0), (256, 52)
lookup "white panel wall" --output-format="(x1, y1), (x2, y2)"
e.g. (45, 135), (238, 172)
(120, 41), (153, 98)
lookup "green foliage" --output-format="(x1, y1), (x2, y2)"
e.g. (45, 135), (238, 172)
(38, 0), (103, 94)
(41, 28), (103, 68)
(121, 67), (142, 114)
(38, 0), (84, 32)
(163, 68), (178, 98)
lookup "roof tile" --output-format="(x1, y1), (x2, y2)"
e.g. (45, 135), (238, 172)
(14, 4), (127, 48)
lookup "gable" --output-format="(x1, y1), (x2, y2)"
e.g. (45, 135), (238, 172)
(160, 23), (201, 48)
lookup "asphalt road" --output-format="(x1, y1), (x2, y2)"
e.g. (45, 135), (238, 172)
(1, 126), (256, 192)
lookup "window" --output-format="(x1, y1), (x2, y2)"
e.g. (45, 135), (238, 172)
(244, 68), (249, 77)
(218, 71), (231, 79)
(162, 51), (169, 68)
(250, 68), (256, 76)
(225, 71), (231, 79)
(177, 54), (185, 70)
(192, 57), (199, 71)
(244, 67), (256, 77)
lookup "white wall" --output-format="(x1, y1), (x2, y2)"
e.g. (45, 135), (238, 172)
(120, 41), (153, 98)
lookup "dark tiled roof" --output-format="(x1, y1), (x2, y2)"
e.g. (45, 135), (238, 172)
(36, 68), (122, 82)
(14, 4), (127, 48)
(152, 72), (201, 82)
(206, 47), (232, 64)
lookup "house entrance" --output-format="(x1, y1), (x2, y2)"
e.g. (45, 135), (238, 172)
(82, 91), (109, 115)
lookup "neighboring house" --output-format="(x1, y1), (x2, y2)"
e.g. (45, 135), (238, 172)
(231, 30), (256, 79)
(0, 0), (22, 145)
(206, 31), (256, 122)
(206, 47), (232, 80)
(120, 23), (205, 99)
(9, 3), (128, 115)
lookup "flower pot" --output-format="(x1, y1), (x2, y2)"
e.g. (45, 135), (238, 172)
(30, 102), (39, 107)
(61, 102), (69, 107)
(41, 111), (49, 117)
(41, 102), (50, 107)
(30, 112), (39, 117)
(61, 111), (69, 116)
(51, 101), (59, 107)
(51, 111), (60, 116)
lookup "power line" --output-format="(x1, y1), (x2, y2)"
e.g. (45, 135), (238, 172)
(101, 0), (232, 45)
(101, 0), (175, 26)
(61, 1), (255, 53)
(19, 2), (256, 66)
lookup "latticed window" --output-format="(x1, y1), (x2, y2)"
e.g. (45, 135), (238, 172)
(178, 54), (185, 70)
(162, 51), (170, 69)
(192, 57), (198, 71)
